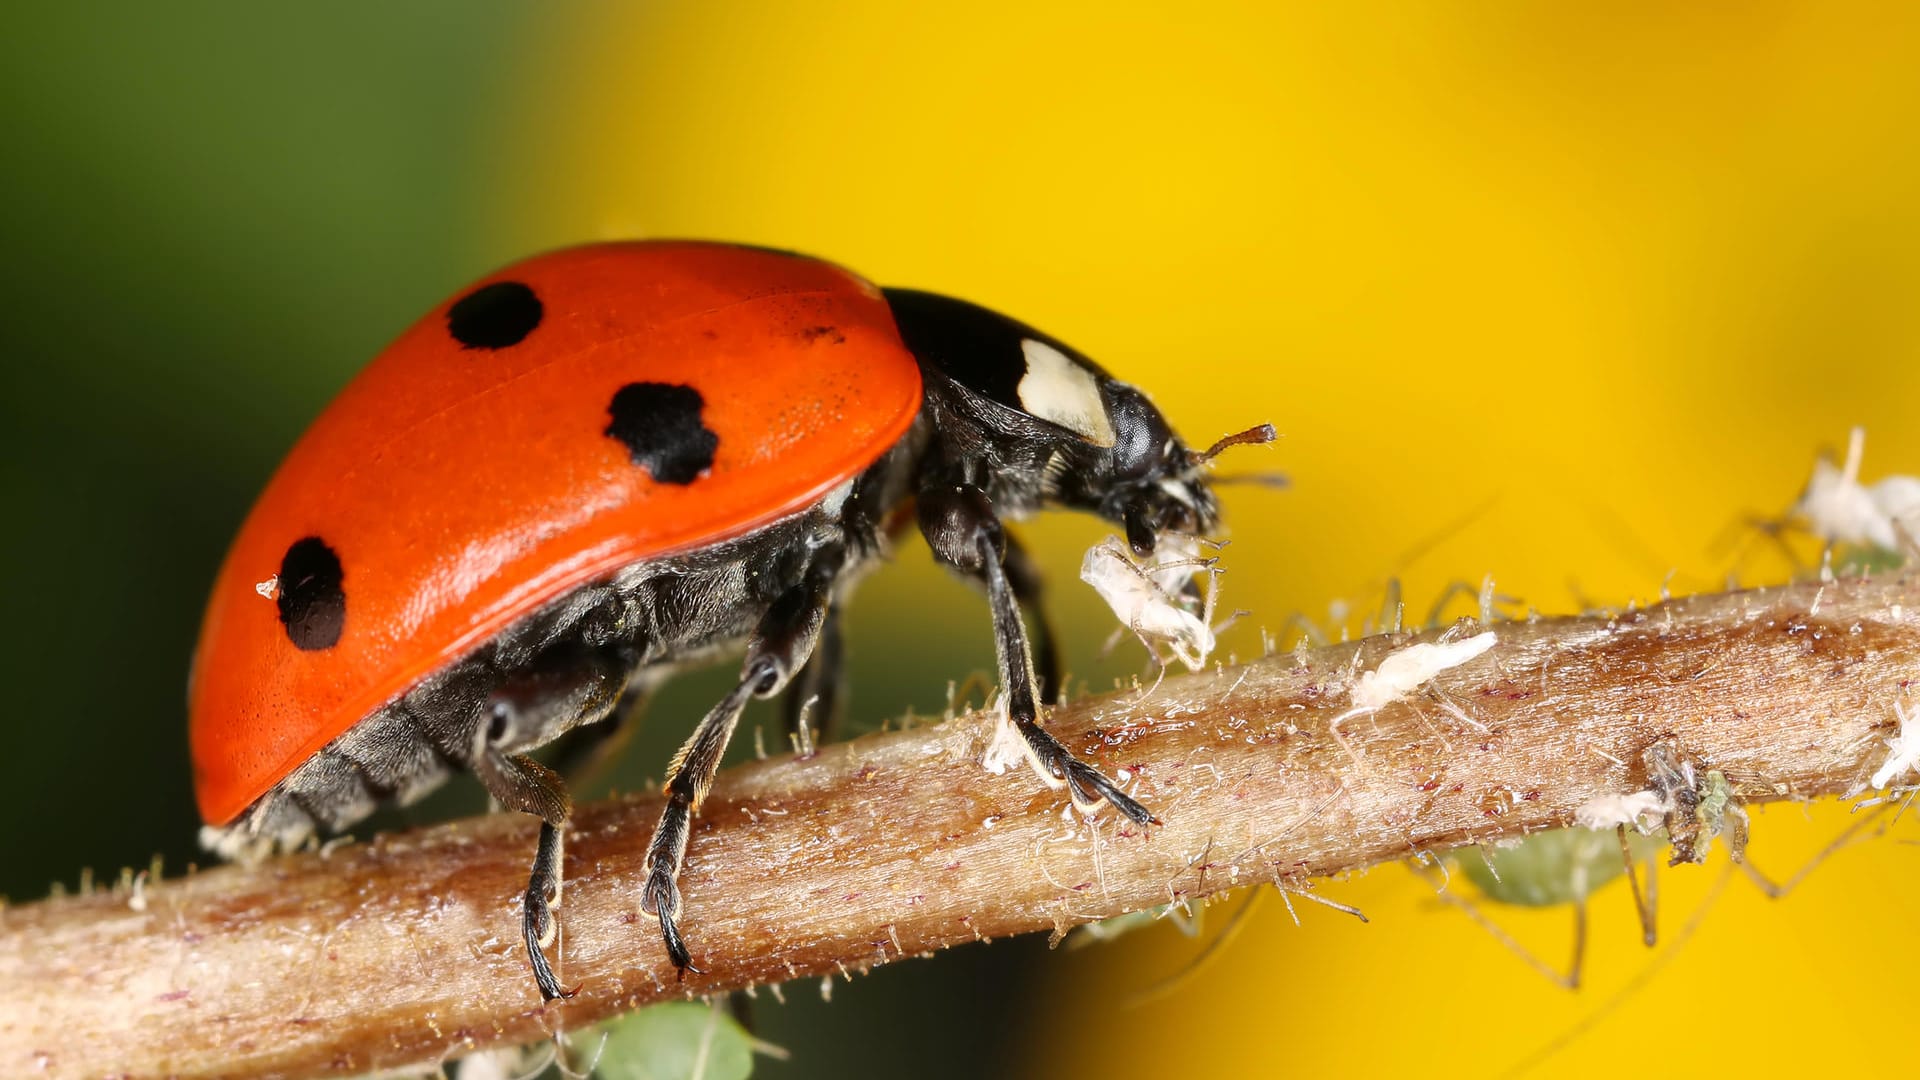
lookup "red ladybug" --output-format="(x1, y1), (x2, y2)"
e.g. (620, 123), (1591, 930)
(191, 240), (1270, 998)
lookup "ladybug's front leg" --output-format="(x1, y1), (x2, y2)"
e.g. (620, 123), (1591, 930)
(918, 483), (1155, 824)
(641, 551), (841, 973)
(1000, 529), (1062, 704)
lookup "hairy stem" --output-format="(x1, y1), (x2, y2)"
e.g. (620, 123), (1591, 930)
(2, 575), (1914, 1079)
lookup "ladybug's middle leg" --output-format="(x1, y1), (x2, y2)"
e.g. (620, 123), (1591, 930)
(918, 483), (1155, 825)
(641, 549), (842, 973)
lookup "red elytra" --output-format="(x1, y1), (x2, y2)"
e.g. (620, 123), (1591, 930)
(189, 242), (922, 826)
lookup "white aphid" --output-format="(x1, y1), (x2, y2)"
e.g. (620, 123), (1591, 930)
(1327, 631), (1497, 766)
(1080, 535), (1218, 671)
(1348, 631), (1498, 711)
(1573, 789), (1668, 831)
(1869, 701), (1920, 790)
(1795, 427), (1920, 551)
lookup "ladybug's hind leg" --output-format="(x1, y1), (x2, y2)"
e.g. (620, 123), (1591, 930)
(473, 644), (629, 1001)
(641, 547), (844, 973)
(918, 483), (1155, 825)
(780, 608), (842, 755)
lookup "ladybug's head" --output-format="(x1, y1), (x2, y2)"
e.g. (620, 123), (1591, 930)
(1097, 388), (1276, 557)
(884, 288), (1275, 556)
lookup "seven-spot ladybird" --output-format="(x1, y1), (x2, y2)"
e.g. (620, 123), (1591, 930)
(191, 240), (1273, 999)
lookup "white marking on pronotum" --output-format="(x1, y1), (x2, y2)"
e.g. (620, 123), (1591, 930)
(1869, 701), (1920, 790)
(1795, 426), (1920, 551)
(254, 574), (279, 600)
(1328, 632), (1498, 766)
(1018, 338), (1117, 447)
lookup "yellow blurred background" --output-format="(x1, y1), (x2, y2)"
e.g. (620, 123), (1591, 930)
(507, 4), (1920, 1076)
(4, 3), (1916, 1077)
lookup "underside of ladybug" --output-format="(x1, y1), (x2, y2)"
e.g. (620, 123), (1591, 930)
(193, 244), (1271, 1000)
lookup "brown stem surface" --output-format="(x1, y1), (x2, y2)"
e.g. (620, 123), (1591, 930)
(2, 575), (1915, 1079)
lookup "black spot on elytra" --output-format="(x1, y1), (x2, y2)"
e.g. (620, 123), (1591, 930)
(278, 537), (345, 651)
(801, 325), (846, 345)
(604, 383), (718, 485)
(447, 281), (543, 350)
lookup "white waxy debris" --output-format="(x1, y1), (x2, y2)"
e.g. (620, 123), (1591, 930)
(1573, 789), (1668, 831)
(253, 574), (278, 600)
(1349, 632), (1498, 711)
(1869, 701), (1920, 790)
(1080, 535), (1219, 672)
(979, 696), (1030, 778)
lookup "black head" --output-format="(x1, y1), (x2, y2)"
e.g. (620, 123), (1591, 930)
(884, 288), (1275, 556)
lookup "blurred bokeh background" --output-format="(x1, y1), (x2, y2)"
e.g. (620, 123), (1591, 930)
(5, 3), (1919, 1077)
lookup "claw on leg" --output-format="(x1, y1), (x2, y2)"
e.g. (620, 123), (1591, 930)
(523, 821), (575, 1001)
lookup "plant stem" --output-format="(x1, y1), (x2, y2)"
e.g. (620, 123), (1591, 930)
(1, 575), (1913, 1080)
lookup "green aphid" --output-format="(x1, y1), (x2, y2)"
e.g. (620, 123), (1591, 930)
(1424, 746), (1746, 989)
(1459, 826), (1670, 909)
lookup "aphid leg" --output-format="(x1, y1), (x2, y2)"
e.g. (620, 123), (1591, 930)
(781, 608), (842, 755)
(1002, 529), (1063, 704)
(641, 555), (839, 973)
(1410, 857), (1586, 990)
(1617, 825), (1659, 947)
(919, 483), (1154, 824)
(1735, 799), (1891, 899)
(1325, 706), (1374, 772)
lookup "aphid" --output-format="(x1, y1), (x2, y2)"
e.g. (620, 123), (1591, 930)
(189, 241), (1275, 998)
(1419, 743), (1883, 988)
(1327, 630), (1498, 762)
(1079, 533), (1224, 674)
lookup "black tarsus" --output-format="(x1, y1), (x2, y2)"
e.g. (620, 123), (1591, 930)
(918, 482), (1156, 826)
(640, 550), (842, 973)
(523, 821), (574, 1000)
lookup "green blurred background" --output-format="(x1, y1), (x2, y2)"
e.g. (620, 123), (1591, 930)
(4, 4), (1919, 1078)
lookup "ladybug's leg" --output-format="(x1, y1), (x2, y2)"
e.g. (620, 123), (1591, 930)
(470, 749), (574, 1000)
(642, 553), (841, 972)
(1000, 529), (1062, 704)
(780, 607), (842, 754)
(550, 685), (651, 787)
(918, 483), (1155, 825)
(474, 644), (628, 1001)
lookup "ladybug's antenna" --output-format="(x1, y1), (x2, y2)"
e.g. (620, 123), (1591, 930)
(1210, 472), (1291, 490)
(1192, 423), (1278, 465)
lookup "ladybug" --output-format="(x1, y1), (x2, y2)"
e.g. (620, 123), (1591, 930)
(191, 241), (1272, 999)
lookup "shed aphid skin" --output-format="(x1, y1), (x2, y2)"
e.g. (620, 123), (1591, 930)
(188, 241), (1277, 997)
(1079, 533), (1225, 675)
(1419, 743), (1889, 989)
(1793, 426), (1920, 556)
(1327, 630), (1498, 765)
(1868, 700), (1920, 792)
